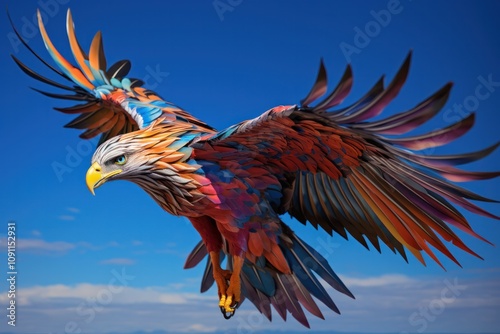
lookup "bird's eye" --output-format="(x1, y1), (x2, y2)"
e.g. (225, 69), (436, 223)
(114, 155), (127, 165)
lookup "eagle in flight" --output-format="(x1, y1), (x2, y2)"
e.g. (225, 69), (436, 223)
(11, 9), (498, 327)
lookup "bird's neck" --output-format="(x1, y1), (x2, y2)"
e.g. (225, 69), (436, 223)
(133, 168), (206, 216)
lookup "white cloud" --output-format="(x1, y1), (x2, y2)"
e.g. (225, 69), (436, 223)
(31, 230), (41, 236)
(75, 241), (120, 251)
(100, 258), (135, 265)
(0, 274), (498, 333)
(185, 323), (217, 332)
(0, 238), (124, 255)
(0, 284), (206, 307)
(59, 215), (76, 221)
(58, 208), (80, 221)
(339, 273), (415, 287)
(2, 238), (76, 252)
(155, 242), (185, 257)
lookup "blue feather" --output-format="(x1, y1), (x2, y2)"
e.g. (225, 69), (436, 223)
(242, 257), (276, 296)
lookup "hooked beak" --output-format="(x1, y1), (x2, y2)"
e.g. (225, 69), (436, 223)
(86, 162), (122, 195)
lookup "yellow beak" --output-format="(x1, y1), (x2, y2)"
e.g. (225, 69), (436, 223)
(86, 162), (122, 195)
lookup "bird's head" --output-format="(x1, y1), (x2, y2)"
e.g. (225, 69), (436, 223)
(85, 134), (146, 195)
(85, 119), (200, 196)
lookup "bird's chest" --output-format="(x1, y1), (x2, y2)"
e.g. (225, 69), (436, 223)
(133, 170), (207, 217)
(192, 162), (283, 223)
(139, 157), (282, 223)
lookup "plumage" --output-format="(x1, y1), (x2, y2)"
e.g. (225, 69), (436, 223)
(13, 8), (498, 328)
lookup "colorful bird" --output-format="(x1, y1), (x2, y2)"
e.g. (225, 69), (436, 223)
(12, 9), (499, 327)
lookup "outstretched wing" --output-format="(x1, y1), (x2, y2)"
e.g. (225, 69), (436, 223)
(197, 52), (499, 267)
(10, 9), (215, 145)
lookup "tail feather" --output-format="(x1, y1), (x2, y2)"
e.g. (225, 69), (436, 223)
(290, 233), (353, 298)
(185, 223), (353, 326)
(241, 257), (276, 296)
(274, 274), (310, 327)
(282, 243), (340, 313)
(288, 274), (324, 319)
(241, 274), (273, 320)
(183, 241), (206, 269)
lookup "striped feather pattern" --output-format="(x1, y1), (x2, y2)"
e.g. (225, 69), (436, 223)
(13, 8), (498, 328)
(183, 51), (498, 323)
(202, 53), (498, 263)
(10, 9), (215, 145)
(186, 223), (353, 327)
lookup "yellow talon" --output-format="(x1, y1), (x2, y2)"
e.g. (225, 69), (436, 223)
(214, 255), (243, 319)
(219, 295), (226, 307)
(224, 295), (234, 312)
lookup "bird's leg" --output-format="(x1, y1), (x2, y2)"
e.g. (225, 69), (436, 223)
(209, 251), (232, 306)
(220, 255), (244, 318)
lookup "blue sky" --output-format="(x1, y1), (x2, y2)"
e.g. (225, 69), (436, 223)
(0, 1), (499, 333)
